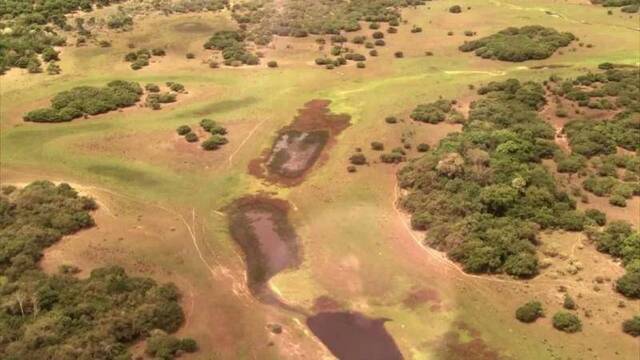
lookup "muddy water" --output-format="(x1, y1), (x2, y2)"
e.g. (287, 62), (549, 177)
(306, 311), (404, 360)
(267, 130), (329, 178)
(227, 197), (300, 295)
(249, 100), (350, 186)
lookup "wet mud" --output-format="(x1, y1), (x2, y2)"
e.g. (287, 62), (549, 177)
(249, 99), (350, 186)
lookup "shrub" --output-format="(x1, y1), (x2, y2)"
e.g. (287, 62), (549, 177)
(369, 50), (378, 57)
(563, 294), (577, 310)
(459, 26), (575, 62)
(622, 316), (640, 337)
(609, 194), (627, 207)
(387, 27), (398, 34)
(385, 116), (398, 124)
(267, 61), (278, 68)
(375, 39), (386, 46)
(464, 30), (476, 37)
(200, 119), (227, 135)
(371, 141), (384, 151)
(411, 26), (422, 33)
(350, 153), (367, 165)
(449, 5), (462, 13)
(369, 22), (380, 30)
(357, 62), (366, 69)
(352, 35), (367, 44)
(552, 312), (582, 333)
(617, 270), (640, 299)
(515, 301), (544, 323)
(394, 51), (404, 58)
(176, 125), (191, 136)
(145, 83), (160, 92)
(186, 52), (195, 59)
(417, 143), (430, 152)
(185, 132), (198, 142)
(347, 165), (357, 173)
(46, 62), (61, 75)
(167, 82), (185, 93)
(151, 48), (166, 56)
(380, 151), (405, 164)
(585, 209), (606, 226)
(201, 135), (228, 150)
(372, 31), (384, 39)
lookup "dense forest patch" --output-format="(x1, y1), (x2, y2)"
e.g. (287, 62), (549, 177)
(397, 67), (640, 294)
(459, 26), (575, 62)
(398, 78), (582, 277)
(23, 81), (143, 122)
(0, 181), (195, 359)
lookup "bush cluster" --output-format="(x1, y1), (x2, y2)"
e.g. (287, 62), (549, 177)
(552, 311), (582, 333)
(459, 26), (575, 62)
(204, 30), (259, 66)
(410, 99), (455, 123)
(24, 80), (143, 122)
(200, 118), (229, 150)
(124, 48), (165, 70)
(588, 221), (640, 299)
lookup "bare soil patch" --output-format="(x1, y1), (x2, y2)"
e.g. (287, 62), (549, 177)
(249, 99), (350, 186)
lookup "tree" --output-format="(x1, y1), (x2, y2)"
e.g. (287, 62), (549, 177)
(563, 294), (577, 310)
(622, 316), (640, 337)
(515, 301), (544, 323)
(185, 132), (198, 143)
(201, 135), (228, 150)
(350, 153), (367, 165)
(617, 270), (640, 299)
(552, 311), (582, 333)
(176, 125), (191, 136)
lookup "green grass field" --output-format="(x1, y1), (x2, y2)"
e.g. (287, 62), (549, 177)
(1, 1), (639, 359)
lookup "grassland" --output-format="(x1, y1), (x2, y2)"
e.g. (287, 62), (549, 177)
(1, 1), (639, 359)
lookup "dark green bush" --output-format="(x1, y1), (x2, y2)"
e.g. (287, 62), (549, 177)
(585, 208), (606, 226)
(416, 143), (430, 152)
(371, 141), (384, 151)
(552, 311), (582, 333)
(350, 153), (367, 165)
(563, 294), (577, 310)
(176, 125), (191, 135)
(201, 135), (228, 150)
(185, 132), (199, 142)
(515, 301), (544, 323)
(622, 316), (640, 337)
